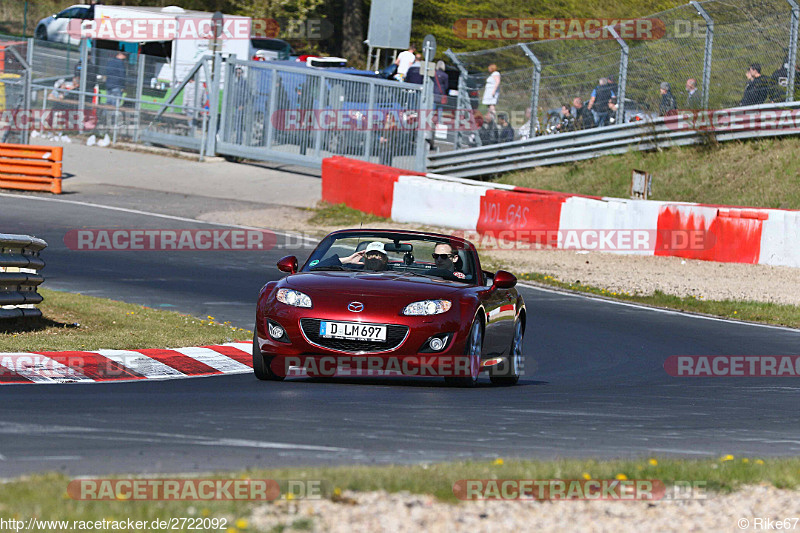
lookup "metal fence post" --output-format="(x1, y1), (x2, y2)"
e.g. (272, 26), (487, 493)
(205, 52), (221, 156)
(78, 38), (88, 132)
(134, 54), (145, 142)
(265, 66), (278, 150)
(414, 78), (432, 171)
(607, 26), (628, 123)
(23, 38), (33, 145)
(519, 43), (541, 138)
(787, 0), (800, 101)
(363, 83), (376, 161)
(445, 49), (472, 149)
(313, 73), (325, 157)
(691, 0), (714, 109)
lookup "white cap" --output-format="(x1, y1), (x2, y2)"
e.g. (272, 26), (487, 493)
(365, 241), (386, 254)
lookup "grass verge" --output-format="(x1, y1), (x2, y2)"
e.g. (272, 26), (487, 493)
(0, 288), (250, 352)
(513, 272), (800, 329)
(306, 202), (387, 227)
(493, 137), (800, 210)
(1, 456), (797, 524)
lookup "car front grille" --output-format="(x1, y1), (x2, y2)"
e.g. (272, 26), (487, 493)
(299, 318), (409, 353)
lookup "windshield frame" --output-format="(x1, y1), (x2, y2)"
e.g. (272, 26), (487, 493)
(301, 230), (482, 285)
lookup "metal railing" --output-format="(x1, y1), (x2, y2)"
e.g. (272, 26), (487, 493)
(428, 101), (800, 177)
(0, 234), (46, 320)
(447, 0), (800, 148)
(0, 35), (430, 172)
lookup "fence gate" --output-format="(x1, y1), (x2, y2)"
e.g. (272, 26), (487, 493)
(215, 58), (427, 171)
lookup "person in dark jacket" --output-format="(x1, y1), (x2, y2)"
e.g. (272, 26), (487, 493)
(741, 63), (781, 106)
(104, 50), (127, 107)
(659, 82), (677, 116)
(497, 112), (514, 142)
(478, 111), (499, 145)
(572, 97), (594, 129)
(588, 77), (615, 127)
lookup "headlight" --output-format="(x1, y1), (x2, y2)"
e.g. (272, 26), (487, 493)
(276, 288), (312, 308)
(402, 299), (452, 316)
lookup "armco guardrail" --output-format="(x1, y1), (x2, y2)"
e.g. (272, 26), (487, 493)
(0, 143), (63, 193)
(0, 234), (46, 319)
(427, 102), (800, 178)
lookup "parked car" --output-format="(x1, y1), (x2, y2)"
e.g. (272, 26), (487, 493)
(250, 38), (293, 61)
(35, 4), (93, 45)
(254, 229), (526, 387)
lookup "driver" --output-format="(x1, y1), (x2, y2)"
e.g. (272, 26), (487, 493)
(432, 243), (466, 279)
(363, 242), (389, 271)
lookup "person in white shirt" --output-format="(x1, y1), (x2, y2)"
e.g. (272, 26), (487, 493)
(482, 64), (501, 114)
(394, 45), (416, 81)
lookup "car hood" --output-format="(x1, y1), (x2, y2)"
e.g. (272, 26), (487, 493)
(285, 271), (467, 299)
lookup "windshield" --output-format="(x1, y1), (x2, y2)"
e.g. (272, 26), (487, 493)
(303, 233), (477, 284)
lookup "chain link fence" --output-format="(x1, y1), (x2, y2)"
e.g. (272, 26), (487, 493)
(449, 0), (800, 150)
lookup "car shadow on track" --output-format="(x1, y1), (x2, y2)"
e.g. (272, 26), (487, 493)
(273, 377), (549, 388)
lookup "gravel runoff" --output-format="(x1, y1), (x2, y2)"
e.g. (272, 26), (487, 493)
(198, 206), (800, 306)
(249, 486), (800, 533)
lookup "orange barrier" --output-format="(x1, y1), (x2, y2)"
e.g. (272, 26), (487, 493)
(0, 143), (63, 194)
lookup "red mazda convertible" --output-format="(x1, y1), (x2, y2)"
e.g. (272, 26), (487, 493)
(253, 229), (525, 386)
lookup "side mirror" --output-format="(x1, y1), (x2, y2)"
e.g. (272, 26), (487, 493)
(277, 255), (298, 274)
(492, 270), (517, 290)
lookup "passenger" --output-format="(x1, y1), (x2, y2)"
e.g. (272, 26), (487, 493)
(431, 243), (466, 279)
(362, 242), (389, 271)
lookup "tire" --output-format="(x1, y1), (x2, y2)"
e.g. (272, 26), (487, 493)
(490, 318), (523, 386)
(445, 318), (482, 387)
(35, 26), (48, 41)
(252, 331), (284, 381)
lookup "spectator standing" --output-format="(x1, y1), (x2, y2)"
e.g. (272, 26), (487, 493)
(104, 50), (127, 108)
(479, 111), (499, 145)
(433, 61), (449, 117)
(572, 98), (594, 130)
(659, 82), (677, 116)
(394, 45), (416, 82)
(741, 63), (781, 106)
(588, 77), (615, 126)
(497, 113), (514, 142)
(685, 78), (701, 109)
(482, 64), (500, 114)
(516, 107), (537, 139)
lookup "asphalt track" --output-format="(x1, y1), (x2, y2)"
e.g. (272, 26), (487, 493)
(1, 193), (799, 477)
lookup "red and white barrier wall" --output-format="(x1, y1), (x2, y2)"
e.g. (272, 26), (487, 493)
(321, 157), (800, 268)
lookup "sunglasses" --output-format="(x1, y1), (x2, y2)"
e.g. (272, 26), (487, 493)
(432, 253), (456, 260)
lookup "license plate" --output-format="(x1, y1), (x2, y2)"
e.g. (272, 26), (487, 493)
(319, 321), (386, 342)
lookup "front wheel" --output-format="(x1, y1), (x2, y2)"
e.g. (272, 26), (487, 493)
(490, 318), (523, 386)
(445, 318), (482, 387)
(35, 26), (48, 41)
(252, 330), (284, 381)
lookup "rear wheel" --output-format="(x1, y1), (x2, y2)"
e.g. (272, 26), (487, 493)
(445, 318), (482, 387)
(490, 318), (523, 386)
(252, 330), (284, 381)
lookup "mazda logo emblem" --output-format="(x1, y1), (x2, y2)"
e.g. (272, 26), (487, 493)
(347, 301), (364, 312)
